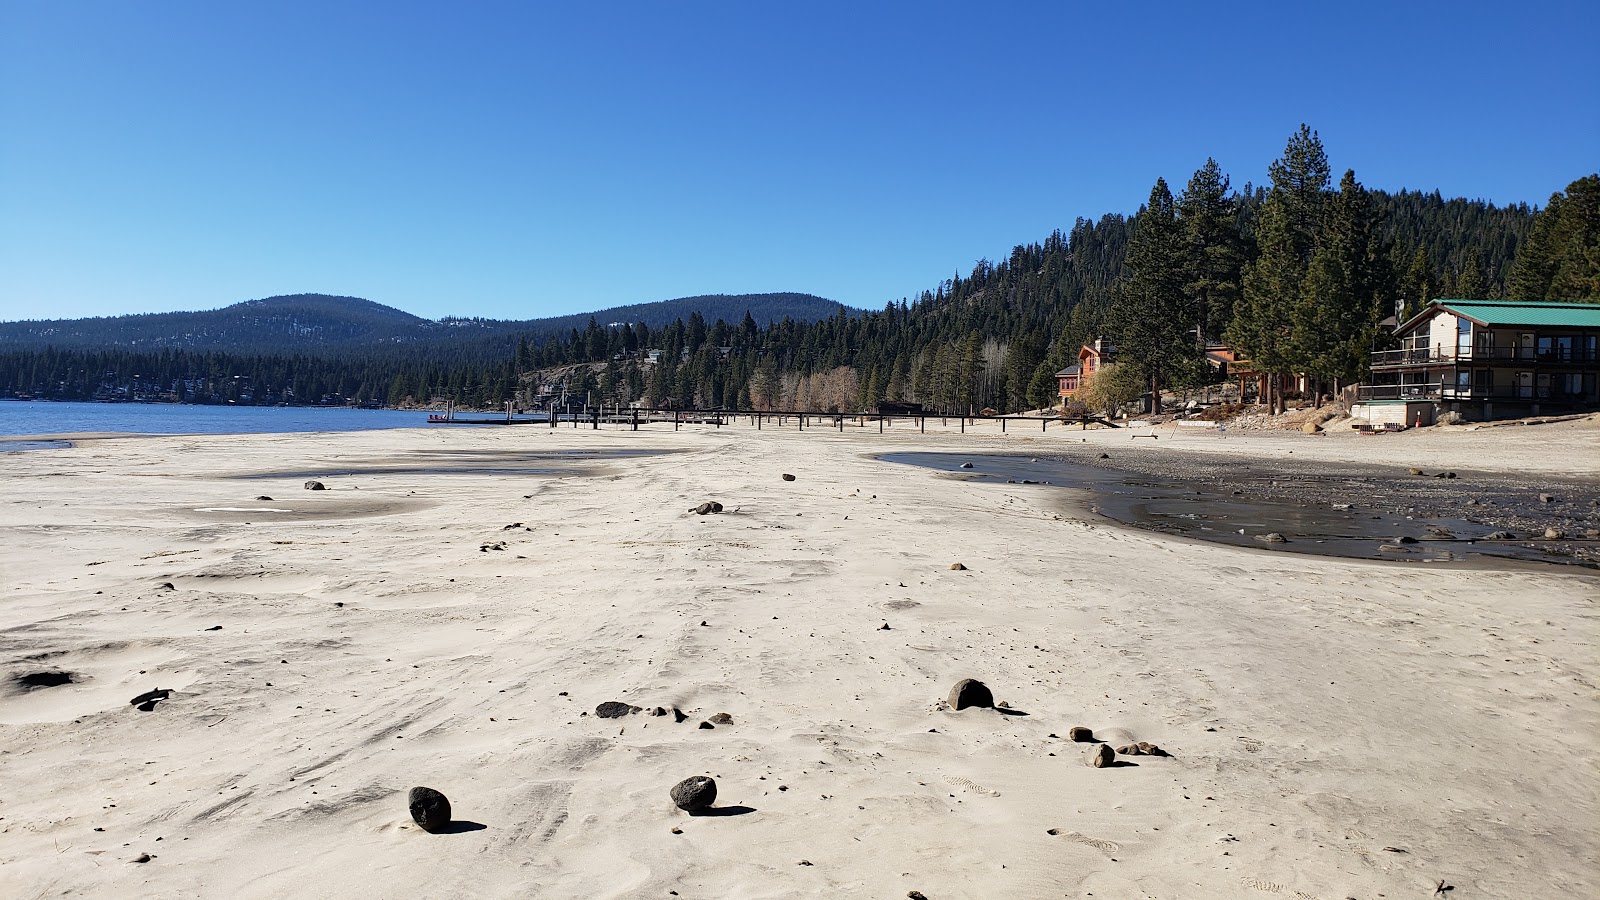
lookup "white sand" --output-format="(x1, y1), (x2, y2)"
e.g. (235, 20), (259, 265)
(1, 420), (1595, 898)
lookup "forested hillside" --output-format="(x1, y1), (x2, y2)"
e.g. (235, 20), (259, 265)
(0, 292), (847, 356)
(3, 129), (1592, 413)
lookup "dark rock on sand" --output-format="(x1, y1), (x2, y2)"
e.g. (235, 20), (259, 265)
(1117, 744), (1140, 755)
(255, 496), (274, 501)
(595, 701), (640, 718)
(1090, 743), (1116, 768)
(204, 625), (223, 631)
(1068, 726), (1095, 742)
(670, 776), (717, 812)
(1408, 468), (1424, 476)
(948, 678), (994, 710)
(698, 721), (714, 729)
(129, 688), (171, 710)
(949, 562), (967, 571)
(908, 892), (929, 900)
(1254, 532), (1288, 544)
(1485, 531), (1517, 540)
(1395, 535), (1418, 544)
(1539, 493), (1555, 503)
(648, 706), (668, 717)
(693, 502), (714, 515)
(304, 480), (326, 491)
(408, 786), (452, 833)
(960, 462), (974, 468)
(709, 712), (734, 725)
(782, 473), (796, 481)
(1136, 741), (1168, 756)
(672, 707), (689, 723)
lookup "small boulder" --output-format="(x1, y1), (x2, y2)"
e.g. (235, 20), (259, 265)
(1089, 743), (1116, 768)
(1067, 726), (1094, 743)
(1136, 741), (1168, 756)
(1116, 744), (1140, 755)
(781, 473), (796, 481)
(408, 786), (451, 833)
(1544, 527), (1564, 540)
(708, 712), (734, 725)
(254, 495), (273, 501)
(648, 706), (667, 717)
(693, 502), (714, 515)
(949, 562), (967, 571)
(1407, 468), (1424, 476)
(1098, 453), (1110, 459)
(670, 776), (717, 812)
(711, 501), (724, 513)
(304, 480), (326, 491)
(672, 707), (689, 723)
(595, 701), (640, 719)
(1395, 535), (1418, 544)
(1254, 532), (1288, 544)
(960, 462), (974, 468)
(947, 678), (994, 710)
(698, 721), (714, 729)
(1539, 493), (1555, 503)
(1301, 421), (1321, 434)
(1485, 530), (1516, 540)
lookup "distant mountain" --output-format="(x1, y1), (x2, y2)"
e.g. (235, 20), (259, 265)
(503, 293), (852, 338)
(0, 291), (852, 356)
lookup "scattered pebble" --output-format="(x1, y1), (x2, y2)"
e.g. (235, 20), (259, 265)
(947, 678), (993, 710)
(408, 786), (452, 833)
(1090, 744), (1116, 768)
(670, 776), (717, 812)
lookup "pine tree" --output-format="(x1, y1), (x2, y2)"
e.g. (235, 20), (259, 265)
(1178, 158), (1244, 340)
(1228, 125), (1332, 412)
(1292, 170), (1392, 393)
(1109, 178), (1196, 413)
(1508, 174), (1600, 301)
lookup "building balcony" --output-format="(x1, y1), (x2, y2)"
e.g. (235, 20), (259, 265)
(1357, 383), (1594, 403)
(1369, 347), (1599, 369)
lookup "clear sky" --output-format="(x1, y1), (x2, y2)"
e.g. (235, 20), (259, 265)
(2, 1), (1596, 322)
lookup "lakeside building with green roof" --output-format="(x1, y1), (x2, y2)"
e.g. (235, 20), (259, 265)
(1361, 299), (1599, 420)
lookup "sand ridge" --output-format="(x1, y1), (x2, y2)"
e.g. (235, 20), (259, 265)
(0, 423), (1595, 898)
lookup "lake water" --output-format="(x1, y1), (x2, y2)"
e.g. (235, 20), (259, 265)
(0, 400), (433, 440)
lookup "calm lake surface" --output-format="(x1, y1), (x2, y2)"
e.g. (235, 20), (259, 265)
(0, 400), (432, 439)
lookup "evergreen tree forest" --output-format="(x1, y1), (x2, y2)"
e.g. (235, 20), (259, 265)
(4, 129), (1593, 415)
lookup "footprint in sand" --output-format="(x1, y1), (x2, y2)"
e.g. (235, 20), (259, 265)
(942, 775), (1000, 797)
(1046, 829), (1120, 854)
(1241, 876), (1320, 899)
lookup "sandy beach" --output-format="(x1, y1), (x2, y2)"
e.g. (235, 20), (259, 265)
(1, 419), (1596, 899)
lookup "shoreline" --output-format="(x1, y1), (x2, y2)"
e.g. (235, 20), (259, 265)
(0, 424), (1595, 898)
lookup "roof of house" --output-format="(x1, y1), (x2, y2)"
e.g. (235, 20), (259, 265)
(1403, 299), (1600, 331)
(1055, 365), (1082, 376)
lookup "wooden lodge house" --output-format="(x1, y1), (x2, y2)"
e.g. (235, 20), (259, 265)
(1357, 299), (1600, 422)
(1056, 338), (1114, 400)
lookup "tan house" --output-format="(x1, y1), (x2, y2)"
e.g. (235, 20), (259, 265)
(1359, 299), (1600, 420)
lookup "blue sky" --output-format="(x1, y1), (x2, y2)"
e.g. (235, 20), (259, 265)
(2, 1), (1596, 322)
